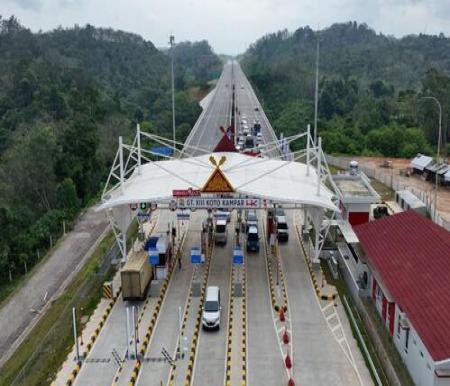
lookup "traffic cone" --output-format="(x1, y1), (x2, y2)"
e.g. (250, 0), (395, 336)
(283, 328), (290, 344)
(285, 354), (292, 369)
(288, 379), (295, 386)
(279, 308), (285, 322)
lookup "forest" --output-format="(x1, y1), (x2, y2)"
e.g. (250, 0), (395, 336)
(241, 22), (450, 157)
(0, 16), (221, 288)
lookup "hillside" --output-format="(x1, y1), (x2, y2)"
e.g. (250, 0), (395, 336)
(241, 21), (450, 157)
(0, 15), (221, 289)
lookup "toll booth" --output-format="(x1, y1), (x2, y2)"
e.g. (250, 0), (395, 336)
(266, 208), (275, 240)
(145, 235), (172, 280)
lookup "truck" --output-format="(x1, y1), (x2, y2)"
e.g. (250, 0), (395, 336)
(121, 250), (152, 300)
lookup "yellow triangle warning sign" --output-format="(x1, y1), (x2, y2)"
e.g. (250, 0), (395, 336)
(202, 168), (235, 193)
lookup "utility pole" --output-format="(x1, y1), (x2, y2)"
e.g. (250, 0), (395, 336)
(422, 96), (442, 221)
(169, 34), (176, 151)
(314, 31), (320, 146)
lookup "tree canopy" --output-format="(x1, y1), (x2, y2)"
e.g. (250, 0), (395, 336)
(241, 21), (450, 157)
(0, 15), (220, 285)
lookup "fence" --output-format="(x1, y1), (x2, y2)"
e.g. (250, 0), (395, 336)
(326, 155), (450, 232)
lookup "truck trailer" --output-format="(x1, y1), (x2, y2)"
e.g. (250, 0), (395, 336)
(121, 250), (152, 300)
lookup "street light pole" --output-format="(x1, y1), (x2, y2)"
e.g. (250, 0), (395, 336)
(314, 31), (320, 146)
(169, 34), (176, 151)
(422, 96), (442, 220)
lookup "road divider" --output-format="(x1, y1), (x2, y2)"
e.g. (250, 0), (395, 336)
(294, 222), (337, 301)
(183, 238), (213, 386)
(126, 224), (189, 386)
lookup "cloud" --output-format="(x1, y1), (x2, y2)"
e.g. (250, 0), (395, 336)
(10, 0), (42, 10)
(2, 0), (450, 54)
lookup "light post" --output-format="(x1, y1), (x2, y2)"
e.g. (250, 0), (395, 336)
(421, 96), (442, 220)
(314, 31), (320, 146)
(169, 34), (176, 150)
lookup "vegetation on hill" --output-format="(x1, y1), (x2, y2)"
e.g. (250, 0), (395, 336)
(241, 22), (450, 157)
(0, 15), (220, 289)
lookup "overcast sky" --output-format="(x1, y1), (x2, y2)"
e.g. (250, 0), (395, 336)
(2, 0), (450, 54)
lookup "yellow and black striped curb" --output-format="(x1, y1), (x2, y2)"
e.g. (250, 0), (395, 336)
(241, 262), (247, 386)
(127, 229), (188, 385)
(103, 281), (113, 299)
(224, 261), (248, 386)
(184, 242), (213, 386)
(295, 225), (337, 301)
(262, 225), (287, 313)
(65, 361), (81, 386)
(67, 217), (162, 386)
(66, 286), (120, 385)
(225, 264), (235, 386)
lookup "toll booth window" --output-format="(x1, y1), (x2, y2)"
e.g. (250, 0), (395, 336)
(159, 253), (166, 266)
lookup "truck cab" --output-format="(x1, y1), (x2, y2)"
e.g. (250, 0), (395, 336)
(276, 215), (289, 242)
(214, 219), (228, 245)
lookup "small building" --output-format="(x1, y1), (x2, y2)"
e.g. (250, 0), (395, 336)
(444, 169), (450, 186)
(333, 162), (381, 226)
(395, 190), (427, 216)
(424, 162), (449, 184)
(411, 154), (433, 174)
(353, 211), (450, 386)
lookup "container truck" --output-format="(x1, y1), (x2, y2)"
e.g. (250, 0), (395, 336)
(121, 250), (152, 300)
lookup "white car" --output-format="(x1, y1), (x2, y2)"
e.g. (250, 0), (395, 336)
(202, 286), (221, 329)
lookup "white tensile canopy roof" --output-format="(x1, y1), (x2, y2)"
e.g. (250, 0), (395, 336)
(100, 152), (337, 211)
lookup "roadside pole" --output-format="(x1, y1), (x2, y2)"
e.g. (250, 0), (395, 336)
(132, 305), (138, 359)
(126, 307), (130, 359)
(72, 307), (80, 362)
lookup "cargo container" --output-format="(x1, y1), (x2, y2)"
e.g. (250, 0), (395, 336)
(121, 250), (152, 300)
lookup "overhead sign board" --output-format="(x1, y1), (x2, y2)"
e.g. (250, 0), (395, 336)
(173, 188), (201, 197)
(177, 197), (260, 210)
(137, 211), (151, 221)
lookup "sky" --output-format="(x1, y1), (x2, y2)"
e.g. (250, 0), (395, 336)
(2, 0), (450, 54)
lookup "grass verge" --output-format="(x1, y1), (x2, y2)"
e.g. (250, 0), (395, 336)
(0, 231), (115, 386)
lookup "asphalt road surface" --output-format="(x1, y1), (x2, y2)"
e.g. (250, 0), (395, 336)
(0, 205), (108, 367)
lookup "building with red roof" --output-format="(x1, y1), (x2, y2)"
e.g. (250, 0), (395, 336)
(353, 210), (450, 386)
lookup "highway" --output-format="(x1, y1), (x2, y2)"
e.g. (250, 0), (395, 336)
(54, 61), (373, 386)
(233, 61), (281, 158)
(182, 61), (233, 156)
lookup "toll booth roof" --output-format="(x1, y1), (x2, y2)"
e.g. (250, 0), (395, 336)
(333, 172), (380, 203)
(99, 152), (337, 211)
(396, 190), (426, 209)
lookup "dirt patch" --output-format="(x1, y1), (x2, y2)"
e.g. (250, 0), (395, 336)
(351, 156), (450, 223)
